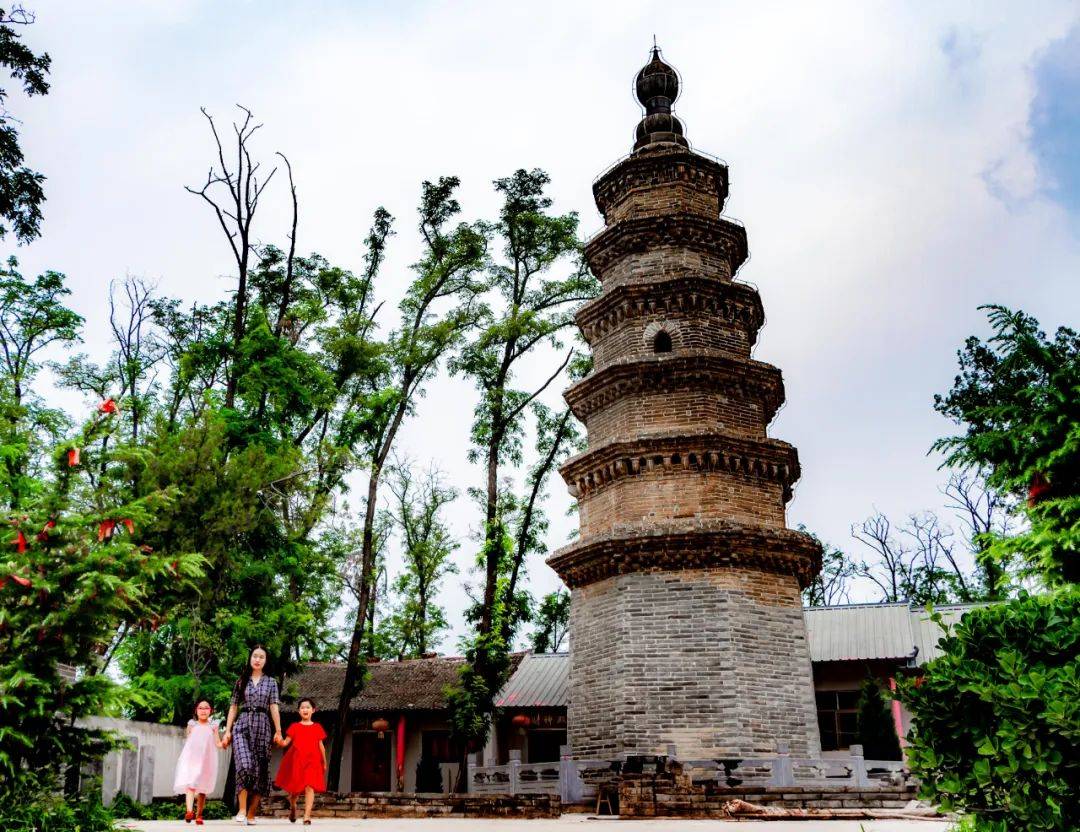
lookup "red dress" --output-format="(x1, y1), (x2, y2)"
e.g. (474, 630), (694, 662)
(274, 722), (327, 794)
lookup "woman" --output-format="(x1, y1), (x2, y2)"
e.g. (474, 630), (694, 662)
(222, 645), (283, 825)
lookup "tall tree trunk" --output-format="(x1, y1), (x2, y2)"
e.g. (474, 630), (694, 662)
(327, 469), (380, 790)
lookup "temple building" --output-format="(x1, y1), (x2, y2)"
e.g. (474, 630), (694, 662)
(546, 47), (824, 761)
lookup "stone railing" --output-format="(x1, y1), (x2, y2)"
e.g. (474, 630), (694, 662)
(678, 743), (909, 789)
(459, 743), (909, 804)
(461, 748), (609, 803)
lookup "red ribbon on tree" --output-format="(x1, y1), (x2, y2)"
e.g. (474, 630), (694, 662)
(99, 398), (118, 414)
(67, 447), (80, 467)
(1028, 472), (1051, 507)
(0, 574), (32, 589)
(98, 518), (134, 541)
(13, 530), (26, 553)
(36, 519), (56, 543)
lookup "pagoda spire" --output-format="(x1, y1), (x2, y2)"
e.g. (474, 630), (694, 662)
(633, 44), (688, 151)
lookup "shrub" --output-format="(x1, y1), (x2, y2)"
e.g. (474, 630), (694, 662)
(107, 793), (232, 821)
(856, 676), (902, 761)
(900, 591), (1080, 831)
(0, 775), (114, 832)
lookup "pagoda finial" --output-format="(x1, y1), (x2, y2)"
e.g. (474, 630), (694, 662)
(633, 43), (687, 151)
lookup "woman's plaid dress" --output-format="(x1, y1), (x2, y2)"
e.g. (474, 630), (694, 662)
(231, 676), (280, 798)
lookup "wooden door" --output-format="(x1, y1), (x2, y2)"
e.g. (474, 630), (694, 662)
(351, 731), (391, 792)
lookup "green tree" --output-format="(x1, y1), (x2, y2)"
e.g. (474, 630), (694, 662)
(0, 258), (82, 509)
(377, 460), (458, 659)
(855, 676), (901, 761)
(902, 306), (1080, 831)
(799, 526), (856, 607)
(0, 5), (50, 244)
(0, 401), (203, 799)
(531, 589), (569, 653)
(327, 176), (486, 785)
(448, 171), (596, 786)
(932, 305), (1080, 585)
(901, 593), (1080, 830)
(116, 141), (392, 722)
(452, 169), (595, 640)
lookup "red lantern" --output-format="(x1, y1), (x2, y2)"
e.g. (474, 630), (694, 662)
(511, 714), (531, 728)
(68, 447), (80, 467)
(372, 718), (390, 738)
(99, 398), (118, 414)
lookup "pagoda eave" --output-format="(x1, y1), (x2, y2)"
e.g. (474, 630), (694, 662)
(547, 519), (823, 589)
(592, 147), (729, 221)
(574, 275), (764, 346)
(564, 350), (786, 424)
(584, 213), (749, 277)
(559, 429), (801, 502)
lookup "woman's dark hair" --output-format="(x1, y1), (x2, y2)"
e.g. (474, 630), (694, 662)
(298, 697), (316, 709)
(234, 645), (269, 704)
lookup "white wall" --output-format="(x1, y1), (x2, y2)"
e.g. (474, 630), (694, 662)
(81, 716), (230, 801)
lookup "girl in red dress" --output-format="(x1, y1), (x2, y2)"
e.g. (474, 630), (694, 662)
(274, 698), (328, 824)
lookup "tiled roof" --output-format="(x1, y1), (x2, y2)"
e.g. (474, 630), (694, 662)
(494, 652), (568, 708)
(283, 653), (526, 713)
(804, 602), (979, 665)
(282, 656), (466, 713)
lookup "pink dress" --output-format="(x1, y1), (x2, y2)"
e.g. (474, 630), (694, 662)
(173, 719), (219, 795)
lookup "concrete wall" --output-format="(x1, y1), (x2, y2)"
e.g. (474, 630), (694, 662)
(80, 716), (229, 802)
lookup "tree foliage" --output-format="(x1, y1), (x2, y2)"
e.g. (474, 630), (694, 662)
(855, 676), (901, 761)
(0, 5), (50, 244)
(933, 305), (1080, 585)
(901, 592), (1080, 830)
(530, 589), (569, 653)
(376, 460), (458, 659)
(327, 175), (486, 786)
(902, 306), (1080, 831)
(0, 394), (203, 793)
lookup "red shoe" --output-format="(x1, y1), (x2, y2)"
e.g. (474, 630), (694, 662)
(195, 817), (204, 826)
(185, 810), (195, 823)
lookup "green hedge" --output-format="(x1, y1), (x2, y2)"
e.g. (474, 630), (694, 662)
(901, 591), (1080, 831)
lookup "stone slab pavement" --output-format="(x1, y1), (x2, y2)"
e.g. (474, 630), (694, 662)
(121, 815), (954, 832)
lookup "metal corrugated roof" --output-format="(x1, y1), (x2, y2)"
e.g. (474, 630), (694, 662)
(495, 652), (569, 708)
(804, 602), (980, 665)
(910, 605), (973, 664)
(804, 603), (917, 662)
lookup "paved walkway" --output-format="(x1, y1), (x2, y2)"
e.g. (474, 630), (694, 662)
(122, 815), (953, 831)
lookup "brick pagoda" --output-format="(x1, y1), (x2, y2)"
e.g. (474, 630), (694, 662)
(548, 48), (824, 761)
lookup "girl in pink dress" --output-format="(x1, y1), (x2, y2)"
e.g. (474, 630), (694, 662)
(174, 700), (223, 824)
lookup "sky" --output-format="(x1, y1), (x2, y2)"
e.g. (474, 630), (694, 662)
(9, 1), (1080, 650)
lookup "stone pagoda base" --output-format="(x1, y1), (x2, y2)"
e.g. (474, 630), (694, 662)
(567, 563), (820, 761)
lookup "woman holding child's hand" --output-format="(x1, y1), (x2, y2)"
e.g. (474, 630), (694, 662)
(222, 645), (282, 826)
